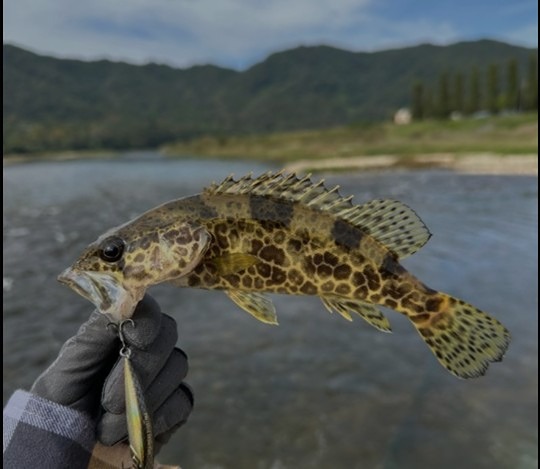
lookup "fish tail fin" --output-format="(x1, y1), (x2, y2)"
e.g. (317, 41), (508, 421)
(409, 293), (510, 379)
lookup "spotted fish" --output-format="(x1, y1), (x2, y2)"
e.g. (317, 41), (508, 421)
(59, 171), (510, 379)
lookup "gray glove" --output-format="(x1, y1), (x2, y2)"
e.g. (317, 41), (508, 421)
(31, 294), (193, 448)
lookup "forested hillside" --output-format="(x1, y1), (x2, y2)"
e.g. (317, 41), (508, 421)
(3, 40), (537, 154)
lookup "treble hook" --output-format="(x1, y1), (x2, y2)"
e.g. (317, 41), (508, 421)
(118, 319), (135, 359)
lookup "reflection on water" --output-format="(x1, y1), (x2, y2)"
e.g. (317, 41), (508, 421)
(3, 153), (538, 469)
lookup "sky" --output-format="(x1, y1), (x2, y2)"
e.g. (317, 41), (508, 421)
(3, 0), (538, 70)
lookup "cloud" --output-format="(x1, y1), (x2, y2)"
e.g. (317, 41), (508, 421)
(502, 23), (538, 49)
(3, 0), (375, 67)
(2, 0), (533, 70)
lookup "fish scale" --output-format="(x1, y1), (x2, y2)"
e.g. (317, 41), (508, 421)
(59, 171), (510, 379)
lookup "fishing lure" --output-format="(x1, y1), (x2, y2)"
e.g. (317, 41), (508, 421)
(118, 320), (154, 469)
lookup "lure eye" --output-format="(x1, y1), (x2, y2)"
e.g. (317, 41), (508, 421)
(99, 237), (125, 263)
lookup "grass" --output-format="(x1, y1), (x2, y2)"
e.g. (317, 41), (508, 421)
(163, 113), (538, 163)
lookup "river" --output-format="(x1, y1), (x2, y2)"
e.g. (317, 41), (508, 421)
(3, 152), (538, 468)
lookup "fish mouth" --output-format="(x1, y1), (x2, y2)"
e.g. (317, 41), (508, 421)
(58, 268), (143, 321)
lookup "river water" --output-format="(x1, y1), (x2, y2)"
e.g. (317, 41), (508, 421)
(3, 152), (538, 469)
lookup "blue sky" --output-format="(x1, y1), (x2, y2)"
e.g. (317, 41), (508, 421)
(3, 0), (537, 69)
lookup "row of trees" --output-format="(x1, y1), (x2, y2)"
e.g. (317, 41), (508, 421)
(411, 54), (538, 119)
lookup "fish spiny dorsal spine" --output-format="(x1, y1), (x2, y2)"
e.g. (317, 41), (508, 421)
(205, 171), (431, 259)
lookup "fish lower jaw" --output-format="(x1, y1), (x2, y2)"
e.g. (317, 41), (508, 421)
(57, 268), (144, 321)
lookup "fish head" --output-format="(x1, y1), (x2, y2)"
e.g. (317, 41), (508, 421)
(58, 216), (210, 321)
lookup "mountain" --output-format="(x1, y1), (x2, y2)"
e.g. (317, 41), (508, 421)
(3, 40), (537, 154)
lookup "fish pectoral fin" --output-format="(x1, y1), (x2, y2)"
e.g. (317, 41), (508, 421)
(210, 253), (259, 276)
(226, 290), (278, 325)
(321, 297), (392, 333)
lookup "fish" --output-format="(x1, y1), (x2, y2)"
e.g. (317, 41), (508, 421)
(59, 171), (510, 379)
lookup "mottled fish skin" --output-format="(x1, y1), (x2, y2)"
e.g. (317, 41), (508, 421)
(60, 172), (510, 379)
(58, 202), (211, 321)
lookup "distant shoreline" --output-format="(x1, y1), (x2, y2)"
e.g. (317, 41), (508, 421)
(3, 151), (537, 176)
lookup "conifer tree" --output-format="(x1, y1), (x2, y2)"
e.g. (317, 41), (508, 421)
(468, 66), (481, 114)
(437, 72), (450, 118)
(411, 82), (425, 119)
(525, 53), (538, 111)
(505, 59), (519, 110)
(424, 89), (434, 119)
(487, 64), (499, 114)
(453, 73), (464, 113)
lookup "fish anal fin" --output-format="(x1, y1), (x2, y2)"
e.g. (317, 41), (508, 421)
(321, 297), (353, 321)
(226, 290), (278, 325)
(321, 297), (392, 332)
(211, 253), (259, 276)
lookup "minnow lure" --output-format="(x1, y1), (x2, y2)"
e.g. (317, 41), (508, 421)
(59, 171), (510, 378)
(118, 320), (154, 469)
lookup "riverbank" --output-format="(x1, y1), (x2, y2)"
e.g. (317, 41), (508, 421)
(283, 153), (538, 175)
(164, 113), (538, 162)
(4, 114), (538, 175)
(4, 149), (537, 176)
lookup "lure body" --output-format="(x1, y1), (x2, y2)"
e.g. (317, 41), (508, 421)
(124, 356), (154, 469)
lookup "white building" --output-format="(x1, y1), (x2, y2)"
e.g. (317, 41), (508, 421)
(394, 108), (412, 125)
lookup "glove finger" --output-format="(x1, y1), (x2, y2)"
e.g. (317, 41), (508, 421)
(97, 383), (193, 446)
(31, 310), (118, 407)
(96, 411), (128, 446)
(122, 294), (163, 349)
(153, 385), (194, 453)
(145, 348), (189, 414)
(152, 383), (194, 437)
(102, 314), (178, 413)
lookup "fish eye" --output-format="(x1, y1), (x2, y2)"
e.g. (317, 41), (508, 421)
(99, 237), (125, 263)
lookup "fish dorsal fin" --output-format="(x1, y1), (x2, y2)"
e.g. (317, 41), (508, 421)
(226, 290), (278, 325)
(206, 172), (430, 258)
(341, 199), (431, 258)
(321, 297), (392, 333)
(205, 171), (354, 214)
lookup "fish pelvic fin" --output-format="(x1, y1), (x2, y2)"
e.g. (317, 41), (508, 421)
(226, 290), (278, 325)
(409, 293), (510, 379)
(321, 297), (392, 332)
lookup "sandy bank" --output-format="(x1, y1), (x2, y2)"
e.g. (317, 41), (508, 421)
(283, 153), (538, 175)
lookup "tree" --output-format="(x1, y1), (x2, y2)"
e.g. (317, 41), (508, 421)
(468, 66), (481, 114)
(506, 59), (519, 111)
(437, 72), (450, 118)
(525, 53), (538, 111)
(411, 82), (425, 120)
(487, 64), (499, 114)
(424, 89), (434, 119)
(453, 73), (464, 113)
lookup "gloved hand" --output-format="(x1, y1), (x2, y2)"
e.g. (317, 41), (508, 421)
(31, 294), (193, 449)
